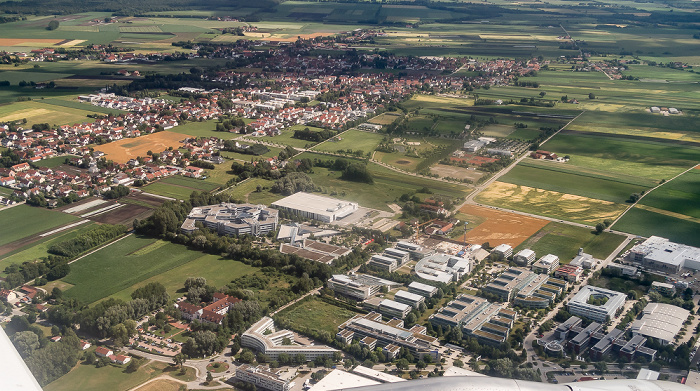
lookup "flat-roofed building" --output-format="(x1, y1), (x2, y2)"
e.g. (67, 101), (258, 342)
(492, 244), (513, 258)
(607, 263), (638, 276)
(271, 192), (358, 223)
(241, 317), (338, 361)
(590, 328), (624, 360)
(394, 290), (425, 309)
(627, 236), (700, 273)
(514, 249), (536, 266)
(235, 364), (294, 391)
(396, 242), (433, 261)
(429, 294), (516, 345)
(408, 281), (438, 298)
(379, 299), (411, 319)
(569, 321), (602, 354)
(327, 274), (401, 300)
(369, 255), (398, 272)
(650, 281), (676, 297)
(415, 253), (471, 283)
(485, 268), (566, 306)
(555, 316), (582, 339)
(181, 203), (278, 236)
(338, 312), (439, 361)
(554, 265), (584, 283)
(630, 303), (689, 345)
(382, 248), (410, 265)
(567, 286), (626, 323)
(532, 254), (559, 275)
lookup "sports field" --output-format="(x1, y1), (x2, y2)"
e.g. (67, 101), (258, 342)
(456, 204), (549, 248)
(475, 182), (628, 224)
(0, 205), (81, 248)
(515, 222), (626, 263)
(62, 236), (205, 303)
(96, 131), (189, 164)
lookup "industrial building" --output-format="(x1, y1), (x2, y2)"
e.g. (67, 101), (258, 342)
(327, 274), (401, 300)
(407, 281), (438, 298)
(429, 294), (516, 345)
(241, 317), (338, 361)
(567, 286), (626, 323)
(180, 203), (278, 236)
(271, 192), (358, 223)
(234, 364), (294, 391)
(630, 303), (690, 345)
(514, 249), (536, 266)
(627, 236), (700, 274)
(532, 254), (560, 275)
(337, 312), (439, 360)
(414, 253), (471, 283)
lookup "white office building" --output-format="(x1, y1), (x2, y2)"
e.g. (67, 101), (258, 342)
(271, 192), (358, 223)
(567, 286), (626, 323)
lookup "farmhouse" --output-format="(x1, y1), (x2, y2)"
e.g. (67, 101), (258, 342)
(181, 203), (278, 236)
(271, 192), (358, 223)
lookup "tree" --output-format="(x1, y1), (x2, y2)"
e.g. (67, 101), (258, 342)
(126, 359), (140, 373)
(588, 93), (595, 99)
(11, 331), (40, 357)
(206, 371), (213, 384)
(47, 20), (59, 30)
(173, 353), (186, 369)
(454, 359), (464, 368)
(595, 223), (605, 234)
(239, 349), (255, 364)
(396, 358), (410, 370)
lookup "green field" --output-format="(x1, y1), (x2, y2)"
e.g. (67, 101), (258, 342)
(515, 222), (626, 261)
(0, 222), (95, 274)
(219, 145), (283, 163)
(639, 169), (700, 219)
(0, 100), (103, 127)
(45, 360), (188, 391)
(250, 125), (325, 149)
(109, 254), (259, 302)
(614, 207), (700, 247)
(159, 175), (220, 192)
(220, 178), (283, 205)
(274, 296), (356, 335)
(311, 129), (385, 156)
(141, 176), (219, 200)
(0, 205), (81, 247)
(62, 236), (206, 303)
(168, 119), (247, 139)
(35, 156), (72, 168)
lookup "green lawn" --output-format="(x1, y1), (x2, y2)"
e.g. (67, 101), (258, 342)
(62, 236), (206, 304)
(220, 178), (283, 205)
(35, 155), (72, 168)
(0, 205), (81, 247)
(109, 254), (259, 302)
(44, 360), (187, 391)
(515, 222), (626, 261)
(0, 222), (95, 275)
(141, 176), (219, 200)
(274, 296), (357, 335)
(159, 176), (220, 192)
(614, 207), (700, 247)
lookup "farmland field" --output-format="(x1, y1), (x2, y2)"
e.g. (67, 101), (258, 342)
(614, 207), (700, 247)
(475, 181), (628, 224)
(142, 176), (219, 200)
(61, 236), (206, 304)
(274, 296), (356, 335)
(0, 100), (104, 127)
(250, 125), (326, 149)
(455, 204), (549, 248)
(159, 175), (220, 192)
(0, 205), (81, 248)
(311, 129), (385, 155)
(637, 168), (700, 219)
(96, 131), (190, 164)
(515, 222), (626, 261)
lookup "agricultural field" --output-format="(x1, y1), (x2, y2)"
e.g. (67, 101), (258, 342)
(475, 181), (628, 224)
(168, 119), (242, 139)
(367, 112), (402, 126)
(0, 205), (81, 249)
(614, 208), (700, 247)
(0, 100), (105, 127)
(311, 129), (385, 156)
(219, 145), (283, 163)
(274, 296), (357, 335)
(142, 175), (220, 200)
(638, 168), (700, 219)
(61, 236), (206, 304)
(109, 254), (259, 303)
(456, 204), (549, 248)
(515, 222), (626, 261)
(96, 131), (190, 164)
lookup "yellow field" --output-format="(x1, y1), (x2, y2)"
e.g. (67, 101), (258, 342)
(134, 379), (183, 391)
(475, 181), (628, 224)
(0, 108), (52, 122)
(368, 112), (402, 125)
(0, 101), (102, 126)
(96, 131), (191, 164)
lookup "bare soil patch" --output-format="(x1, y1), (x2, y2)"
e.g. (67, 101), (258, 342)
(456, 204), (549, 248)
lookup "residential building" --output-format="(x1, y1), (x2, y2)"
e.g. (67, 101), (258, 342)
(627, 236), (700, 273)
(95, 347), (113, 357)
(429, 294), (516, 345)
(407, 281), (438, 298)
(235, 364), (294, 391)
(650, 281), (676, 296)
(241, 317), (338, 361)
(174, 293), (242, 325)
(414, 253), (470, 283)
(630, 303), (690, 345)
(271, 192), (358, 223)
(532, 254), (559, 274)
(181, 203), (278, 236)
(327, 274), (401, 300)
(567, 286), (626, 323)
(514, 249), (536, 266)
(337, 312), (439, 361)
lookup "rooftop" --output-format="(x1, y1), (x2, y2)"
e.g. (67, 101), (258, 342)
(630, 303), (690, 342)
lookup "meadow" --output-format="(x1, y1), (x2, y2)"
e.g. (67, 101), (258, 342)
(639, 169), (700, 219)
(514, 222), (626, 261)
(45, 360), (190, 391)
(141, 176), (219, 200)
(0, 205), (80, 247)
(61, 236), (206, 304)
(274, 296), (357, 335)
(311, 129), (385, 156)
(0, 100), (103, 127)
(249, 125), (325, 149)
(614, 208), (700, 247)
(220, 178), (283, 205)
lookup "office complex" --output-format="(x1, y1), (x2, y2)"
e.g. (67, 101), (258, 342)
(415, 253), (471, 283)
(627, 236), (700, 274)
(484, 268), (567, 308)
(241, 317), (338, 361)
(327, 274), (401, 300)
(234, 365), (294, 391)
(532, 254), (559, 275)
(429, 294), (516, 345)
(567, 286), (626, 323)
(630, 303), (690, 345)
(180, 203), (278, 236)
(407, 281), (438, 298)
(271, 192), (358, 223)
